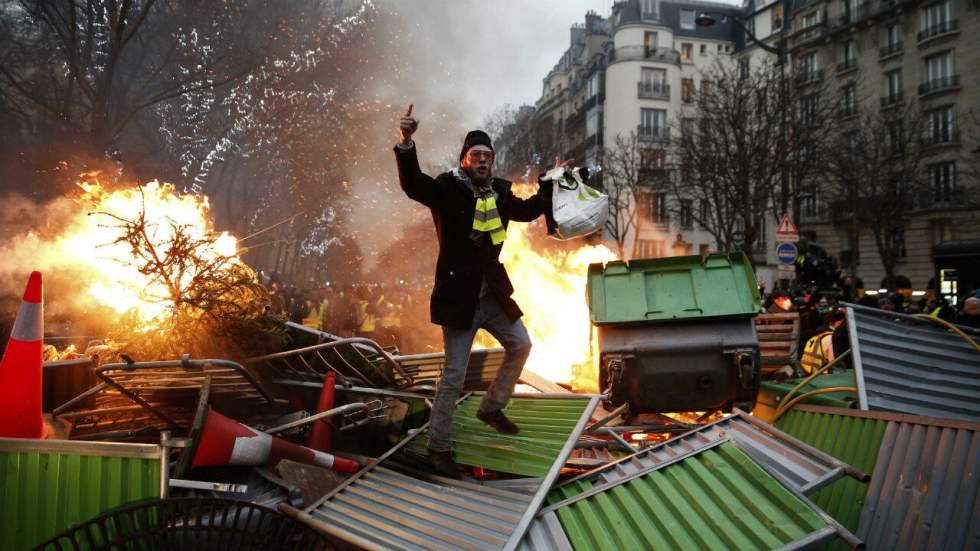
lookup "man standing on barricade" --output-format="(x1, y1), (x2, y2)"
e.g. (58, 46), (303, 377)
(393, 103), (564, 478)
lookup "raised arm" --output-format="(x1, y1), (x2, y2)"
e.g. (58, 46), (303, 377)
(501, 182), (550, 222)
(503, 157), (579, 223)
(394, 104), (444, 209)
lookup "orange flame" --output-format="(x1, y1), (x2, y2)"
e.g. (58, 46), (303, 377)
(54, 177), (239, 329)
(475, 182), (618, 389)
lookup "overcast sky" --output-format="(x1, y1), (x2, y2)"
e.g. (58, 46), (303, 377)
(381, 0), (742, 128)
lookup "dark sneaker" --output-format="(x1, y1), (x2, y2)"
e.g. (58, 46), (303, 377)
(427, 448), (462, 480)
(476, 409), (520, 435)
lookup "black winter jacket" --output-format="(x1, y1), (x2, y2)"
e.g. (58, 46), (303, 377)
(394, 143), (550, 329)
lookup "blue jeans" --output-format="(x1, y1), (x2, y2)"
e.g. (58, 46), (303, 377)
(427, 291), (532, 452)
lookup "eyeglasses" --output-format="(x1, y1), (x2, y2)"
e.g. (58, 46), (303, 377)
(466, 150), (495, 161)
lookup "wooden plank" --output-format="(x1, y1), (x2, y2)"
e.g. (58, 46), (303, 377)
(758, 333), (794, 341)
(518, 368), (570, 395)
(755, 325), (796, 332)
(755, 313), (800, 320)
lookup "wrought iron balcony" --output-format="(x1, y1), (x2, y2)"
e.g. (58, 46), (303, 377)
(918, 20), (959, 43)
(918, 75), (960, 96)
(841, 104), (859, 118)
(880, 91), (903, 108)
(637, 82), (670, 100)
(837, 58), (857, 73)
(924, 128), (960, 147)
(637, 126), (670, 141)
(879, 42), (903, 59)
(796, 68), (823, 85)
(608, 46), (681, 65)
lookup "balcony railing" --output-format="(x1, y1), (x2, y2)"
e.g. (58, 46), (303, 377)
(880, 91), (903, 108)
(638, 82), (670, 100)
(837, 58), (857, 73)
(796, 68), (824, 85)
(637, 126), (670, 141)
(919, 75), (960, 96)
(841, 104), (859, 118)
(608, 46), (681, 65)
(924, 128), (960, 147)
(918, 20), (959, 43)
(879, 41), (903, 58)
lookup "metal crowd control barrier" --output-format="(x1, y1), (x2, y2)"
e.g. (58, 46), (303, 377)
(245, 337), (412, 388)
(34, 497), (330, 551)
(54, 357), (287, 440)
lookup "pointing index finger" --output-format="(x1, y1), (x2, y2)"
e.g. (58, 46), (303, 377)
(405, 104), (413, 117)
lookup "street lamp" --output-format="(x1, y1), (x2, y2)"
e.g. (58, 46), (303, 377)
(697, 4), (795, 262)
(695, 10), (784, 61)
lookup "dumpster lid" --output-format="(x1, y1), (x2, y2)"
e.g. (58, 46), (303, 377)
(587, 252), (761, 325)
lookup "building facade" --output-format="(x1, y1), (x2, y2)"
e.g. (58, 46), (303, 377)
(785, 0), (979, 290)
(531, 0), (978, 291)
(534, 0), (754, 262)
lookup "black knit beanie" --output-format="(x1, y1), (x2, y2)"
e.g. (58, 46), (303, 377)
(459, 130), (494, 161)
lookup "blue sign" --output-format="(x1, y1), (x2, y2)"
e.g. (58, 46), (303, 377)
(777, 243), (798, 265)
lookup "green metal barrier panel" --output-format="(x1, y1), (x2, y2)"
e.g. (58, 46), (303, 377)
(776, 407), (887, 551)
(549, 442), (829, 551)
(0, 439), (162, 551)
(408, 396), (592, 477)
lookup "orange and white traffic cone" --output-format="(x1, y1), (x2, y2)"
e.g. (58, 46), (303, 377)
(0, 271), (43, 438)
(190, 408), (359, 473)
(307, 371), (336, 452)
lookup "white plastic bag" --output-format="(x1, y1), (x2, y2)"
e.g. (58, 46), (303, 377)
(543, 166), (609, 240)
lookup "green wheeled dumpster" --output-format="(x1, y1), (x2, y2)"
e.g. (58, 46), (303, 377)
(587, 252), (762, 413)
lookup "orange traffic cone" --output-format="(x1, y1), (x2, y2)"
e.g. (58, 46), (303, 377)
(190, 408), (359, 473)
(307, 371), (336, 452)
(0, 271), (43, 438)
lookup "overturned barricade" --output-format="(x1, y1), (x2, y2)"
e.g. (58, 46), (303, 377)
(52, 357), (287, 441)
(845, 303), (980, 422)
(777, 404), (980, 551)
(34, 497), (330, 551)
(283, 393), (599, 550)
(276, 400), (869, 550)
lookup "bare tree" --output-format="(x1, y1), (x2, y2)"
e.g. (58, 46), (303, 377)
(825, 101), (932, 289)
(482, 104), (538, 181)
(669, 58), (837, 260)
(0, 0), (276, 155)
(601, 131), (650, 259)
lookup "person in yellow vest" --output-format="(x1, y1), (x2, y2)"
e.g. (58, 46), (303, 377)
(800, 309), (845, 375)
(378, 299), (402, 350)
(395, 105), (558, 478)
(301, 297), (320, 330)
(355, 290), (376, 340)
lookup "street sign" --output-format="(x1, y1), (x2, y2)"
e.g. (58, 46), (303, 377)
(775, 213), (799, 243)
(777, 242), (798, 265)
(778, 265), (797, 280)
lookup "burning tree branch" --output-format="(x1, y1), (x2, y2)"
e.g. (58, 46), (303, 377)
(92, 186), (286, 360)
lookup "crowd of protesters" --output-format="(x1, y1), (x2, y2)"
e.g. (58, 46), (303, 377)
(760, 273), (980, 378)
(261, 271), (436, 354)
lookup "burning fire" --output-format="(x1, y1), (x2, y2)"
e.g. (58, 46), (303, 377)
(46, 176), (239, 329)
(476, 183), (618, 390)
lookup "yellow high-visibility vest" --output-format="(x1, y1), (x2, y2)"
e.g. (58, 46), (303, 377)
(473, 194), (506, 245)
(357, 300), (375, 332)
(801, 331), (834, 375)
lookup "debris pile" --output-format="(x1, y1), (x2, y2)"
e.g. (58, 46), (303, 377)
(2, 239), (977, 550)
